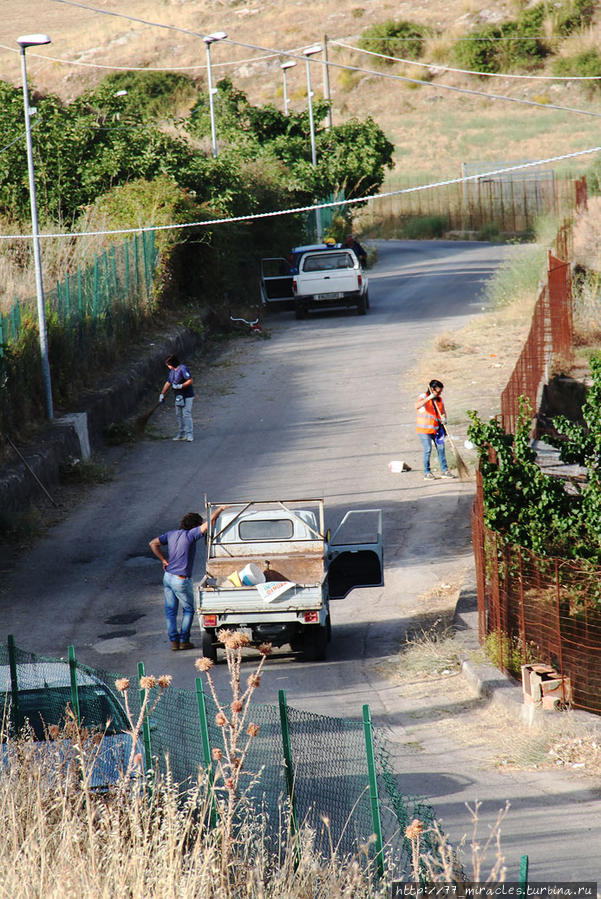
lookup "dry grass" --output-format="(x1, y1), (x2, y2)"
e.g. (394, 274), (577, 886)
(573, 196), (601, 272)
(0, 631), (514, 894)
(0, 0), (599, 191)
(410, 285), (538, 427)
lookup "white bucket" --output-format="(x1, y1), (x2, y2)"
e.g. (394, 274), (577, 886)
(239, 563), (265, 586)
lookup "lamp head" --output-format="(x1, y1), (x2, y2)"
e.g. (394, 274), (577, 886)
(281, 60), (296, 70)
(203, 31), (227, 45)
(17, 34), (51, 49)
(303, 44), (322, 57)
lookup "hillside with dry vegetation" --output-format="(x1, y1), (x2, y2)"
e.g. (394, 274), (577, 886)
(3, 0), (601, 185)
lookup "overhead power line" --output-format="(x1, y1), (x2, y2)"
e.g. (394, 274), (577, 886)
(41, 0), (601, 119)
(333, 39), (601, 81)
(0, 146), (598, 242)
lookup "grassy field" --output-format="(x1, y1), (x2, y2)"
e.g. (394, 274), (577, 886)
(2, 0), (601, 193)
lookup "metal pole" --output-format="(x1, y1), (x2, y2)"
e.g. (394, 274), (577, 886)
(362, 704), (384, 878)
(138, 661), (153, 778)
(322, 34), (332, 129)
(282, 67), (290, 115)
(19, 46), (53, 419)
(305, 56), (322, 240)
(68, 644), (80, 724)
(206, 42), (218, 158)
(195, 677), (218, 828)
(278, 689), (300, 863)
(7, 635), (20, 734)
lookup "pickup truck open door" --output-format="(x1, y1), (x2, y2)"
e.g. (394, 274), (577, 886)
(260, 258), (294, 310)
(326, 509), (383, 599)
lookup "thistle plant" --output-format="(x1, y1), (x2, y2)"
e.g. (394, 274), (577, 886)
(114, 674), (172, 777)
(195, 630), (272, 889)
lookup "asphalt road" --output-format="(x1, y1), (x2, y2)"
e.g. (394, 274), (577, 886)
(2, 239), (599, 880)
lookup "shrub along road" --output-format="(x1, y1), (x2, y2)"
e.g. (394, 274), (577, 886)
(1, 240), (598, 879)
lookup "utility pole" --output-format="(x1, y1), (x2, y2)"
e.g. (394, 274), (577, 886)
(322, 34), (332, 129)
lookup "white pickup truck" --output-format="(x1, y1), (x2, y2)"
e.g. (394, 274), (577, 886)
(260, 244), (370, 319)
(195, 499), (383, 662)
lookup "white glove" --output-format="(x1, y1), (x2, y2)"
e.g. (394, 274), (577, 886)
(441, 415), (447, 424)
(172, 383), (183, 390)
(158, 393), (164, 403)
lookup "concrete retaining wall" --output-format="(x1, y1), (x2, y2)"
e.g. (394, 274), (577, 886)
(0, 326), (201, 523)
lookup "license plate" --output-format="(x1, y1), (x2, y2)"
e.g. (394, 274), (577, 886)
(314, 292), (343, 300)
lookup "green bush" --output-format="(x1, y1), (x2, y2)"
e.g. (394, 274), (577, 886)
(453, 0), (595, 74)
(358, 19), (433, 62)
(553, 0), (596, 36)
(90, 71), (198, 122)
(553, 48), (601, 89)
(453, 2), (548, 73)
(401, 215), (449, 239)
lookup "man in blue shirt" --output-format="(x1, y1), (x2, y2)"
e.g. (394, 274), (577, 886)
(149, 506), (226, 650)
(158, 354), (195, 442)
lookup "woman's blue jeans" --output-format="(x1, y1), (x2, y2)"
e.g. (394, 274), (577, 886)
(419, 432), (448, 474)
(163, 571), (195, 642)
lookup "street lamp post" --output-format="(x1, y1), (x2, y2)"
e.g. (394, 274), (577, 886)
(280, 60), (296, 116)
(203, 31), (227, 158)
(17, 33), (53, 420)
(303, 45), (322, 241)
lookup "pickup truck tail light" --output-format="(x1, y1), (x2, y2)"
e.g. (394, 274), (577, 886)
(202, 614), (217, 627)
(303, 611), (319, 623)
(357, 274), (362, 288)
(292, 278), (297, 294)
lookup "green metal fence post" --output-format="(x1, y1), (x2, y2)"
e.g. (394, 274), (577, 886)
(278, 689), (300, 861)
(0, 316), (4, 356)
(77, 267), (83, 315)
(110, 247), (118, 297)
(195, 677), (218, 828)
(57, 281), (62, 321)
(103, 250), (110, 312)
(93, 256), (99, 316)
(68, 645), (80, 723)
(7, 635), (19, 733)
(133, 234), (139, 291)
(519, 854), (529, 893)
(65, 272), (71, 320)
(142, 230), (150, 301)
(362, 704), (384, 879)
(137, 661), (153, 777)
(124, 239), (130, 296)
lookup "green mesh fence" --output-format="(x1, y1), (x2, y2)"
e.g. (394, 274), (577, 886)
(304, 191), (346, 243)
(1, 640), (438, 877)
(0, 231), (158, 355)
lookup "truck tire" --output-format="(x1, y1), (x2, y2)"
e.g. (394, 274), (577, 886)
(302, 625), (328, 662)
(356, 293), (367, 315)
(295, 303), (307, 320)
(201, 628), (217, 662)
(365, 291), (370, 309)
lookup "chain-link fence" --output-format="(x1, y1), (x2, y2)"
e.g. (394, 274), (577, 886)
(358, 173), (585, 237)
(499, 224), (575, 436)
(0, 639), (438, 877)
(0, 231), (157, 353)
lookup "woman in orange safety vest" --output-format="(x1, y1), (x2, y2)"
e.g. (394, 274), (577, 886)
(415, 379), (454, 481)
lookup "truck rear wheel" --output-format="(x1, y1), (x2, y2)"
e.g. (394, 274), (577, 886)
(201, 628), (217, 662)
(356, 293), (367, 315)
(302, 625), (328, 662)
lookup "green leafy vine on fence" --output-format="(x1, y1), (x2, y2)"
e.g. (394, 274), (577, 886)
(467, 355), (601, 564)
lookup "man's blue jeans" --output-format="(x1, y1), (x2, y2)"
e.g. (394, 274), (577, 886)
(419, 432), (449, 475)
(175, 397), (194, 439)
(163, 571), (195, 643)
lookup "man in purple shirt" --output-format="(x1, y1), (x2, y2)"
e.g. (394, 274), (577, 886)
(149, 506), (225, 650)
(158, 354), (195, 442)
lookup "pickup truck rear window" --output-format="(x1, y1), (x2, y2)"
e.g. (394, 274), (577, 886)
(302, 252), (354, 272)
(238, 519), (294, 541)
